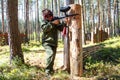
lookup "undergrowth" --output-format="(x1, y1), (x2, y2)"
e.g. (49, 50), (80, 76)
(83, 37), (120, 79)
(0, 37), (120, 80)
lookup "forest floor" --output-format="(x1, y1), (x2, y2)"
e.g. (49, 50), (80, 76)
(24, 48), (64, 70)
(0, 37), (120, 80)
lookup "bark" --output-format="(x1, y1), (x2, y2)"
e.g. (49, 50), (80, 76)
(63, 0), (75, 73)
(54, 0), (57, 16)
(65, 0), (74, 5)
(1, 0), (4, 33)
(108, 0), (112, 36)
(57, 0), (60, 16)
(51, 0), (53, 12)
(97, 0), (100, 42)
(7, 0), (24, 63)
(90, 0), (94, 43)
(81, 0), (86, 45)
(24, 0), (29, 43)
(116, 0), (120, 35)
(43, 0), (45, 9)
(69, 4), (83, 77)
(36, 0), (40, 42)
(46, 0), (48, 8)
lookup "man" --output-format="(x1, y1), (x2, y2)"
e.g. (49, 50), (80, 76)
(41, 9), (68, 75)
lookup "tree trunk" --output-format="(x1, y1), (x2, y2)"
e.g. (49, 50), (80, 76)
(24, 0), (29, 43)
(54, 0), (57, 16)
(90, 0), (94, 43)
(36, 0), (40, 42)
(51, 0), (53, 12)
(69, 4), (83, 78)
(46, 0), (48, 8)
(38, 0), (41, 42)
(65, 0), (74, 5)
(81, 0), (86, 45)
(43, 0), (45, 9)
(57, 0), (60, 16)
(113, 0), (116, 36)
(108, 0), (112, 36)
(7, 0), (24, 64)
(116, 0), (120, 35)
(1, 0), (4, 33)
(97, 0), (100, 42)
(63, 0), (74, 73)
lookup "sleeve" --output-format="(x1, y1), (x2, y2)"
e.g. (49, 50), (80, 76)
(41, 21), (55, 32)
(56, 22), (67, 31)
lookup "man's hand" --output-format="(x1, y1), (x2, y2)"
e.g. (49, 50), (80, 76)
(52, 20), (60, 25)
(63, 18), (71, 25)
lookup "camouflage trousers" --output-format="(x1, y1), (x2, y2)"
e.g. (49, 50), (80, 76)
(43, 44), (57, 74)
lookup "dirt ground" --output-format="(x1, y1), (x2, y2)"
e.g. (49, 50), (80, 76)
(24, 48), (64, 70)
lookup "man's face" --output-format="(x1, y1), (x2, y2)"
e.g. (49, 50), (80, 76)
(46, 15), (53, 21)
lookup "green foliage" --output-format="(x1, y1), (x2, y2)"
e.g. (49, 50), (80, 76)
(52, 70), (70, 80)
(22, 47), (31, 52)
(0, 63), (45, 80)
(0, 37), (6, 46)
(0, 63), (70, 80)
(22, 39), (63, 53)
(11, 56), (24, 66)
(58, 39), (64, 48)
(28, 40), (42, 47)
(1, 37), (120, 79)
(22, 40), (43, 52)
(84, 37), (120, 79)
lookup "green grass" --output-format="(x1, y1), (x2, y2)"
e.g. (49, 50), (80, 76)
(0, 40), (69, 80)
(83, 37), (120, 79)
(0, 37), (120, 80)
(0, 63), (46, 80)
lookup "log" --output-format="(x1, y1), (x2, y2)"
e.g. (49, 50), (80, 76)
(69, 4), (83, 77)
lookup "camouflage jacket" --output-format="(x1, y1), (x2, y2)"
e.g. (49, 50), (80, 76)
(41, 20), (66, 47)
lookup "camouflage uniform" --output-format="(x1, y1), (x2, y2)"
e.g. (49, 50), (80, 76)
(41, 20), (66, 74)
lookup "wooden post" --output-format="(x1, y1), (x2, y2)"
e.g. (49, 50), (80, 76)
(63, 28), (70, 73)
(69, 4), (83, 78)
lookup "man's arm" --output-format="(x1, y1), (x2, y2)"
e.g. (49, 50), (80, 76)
(41, 21), (55, 32)
(57, 22), (67, 31)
